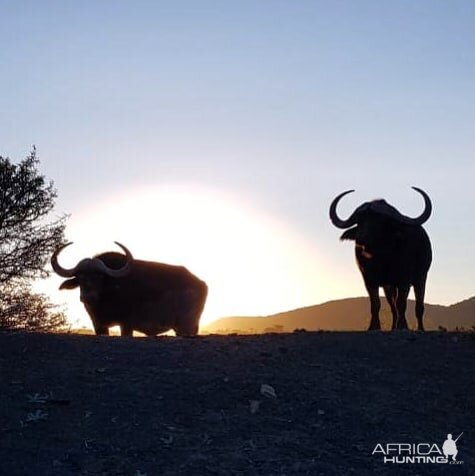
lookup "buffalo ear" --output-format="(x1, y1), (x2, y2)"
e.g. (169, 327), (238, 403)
(59, 278), (79, 290)
(340, 227), (358, 241)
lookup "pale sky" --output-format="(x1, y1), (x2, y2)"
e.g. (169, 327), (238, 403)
(1, 1), (474, 326)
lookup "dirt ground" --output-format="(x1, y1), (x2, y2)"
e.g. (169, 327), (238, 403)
(0, 331), (473, 475)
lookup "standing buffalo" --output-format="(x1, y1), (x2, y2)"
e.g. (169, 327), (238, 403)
(51, 242), (208, 337)
(329, 187), (432, 331)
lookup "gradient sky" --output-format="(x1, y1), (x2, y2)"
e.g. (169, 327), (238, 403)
(1, 1), (474, 325)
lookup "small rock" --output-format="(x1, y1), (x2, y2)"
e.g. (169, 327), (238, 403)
(249, 400), (261, 414)
(260, 384), (277, 399)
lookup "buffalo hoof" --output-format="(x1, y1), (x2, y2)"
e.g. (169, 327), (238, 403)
(393, 319), (409, 330)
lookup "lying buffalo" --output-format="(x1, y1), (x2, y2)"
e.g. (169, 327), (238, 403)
(329, 187), (432, 331)
(52, 242), (208, 336)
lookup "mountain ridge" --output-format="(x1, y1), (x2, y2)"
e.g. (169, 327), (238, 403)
(203, 296), (475, 333)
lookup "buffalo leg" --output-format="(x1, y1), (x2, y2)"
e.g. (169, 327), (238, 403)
(365, 283), (381, 330)
(120, 324), (133, 337)
(89, 310), (109, 335)
(395, 285), (410, 330)
(383, 286), (398, 330)
(413, 279), (427, 331)
(93, 324), (109, 336)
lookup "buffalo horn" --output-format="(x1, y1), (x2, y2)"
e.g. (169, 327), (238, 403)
(329, 190), (358, 229)
(51, 242), (133, 278)
(51, 242), (77, 277)
(100, 242), (133, 277)
(400, 187), (432, 225)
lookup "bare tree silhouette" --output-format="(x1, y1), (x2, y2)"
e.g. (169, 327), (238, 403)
(0, 147), (68, 331)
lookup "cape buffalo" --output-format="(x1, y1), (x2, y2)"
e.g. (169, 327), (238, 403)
(329, 187), (432, 331)
(51, 242), (208, 337)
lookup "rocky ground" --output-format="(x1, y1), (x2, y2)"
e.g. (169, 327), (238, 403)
(0, 330), (473, 475)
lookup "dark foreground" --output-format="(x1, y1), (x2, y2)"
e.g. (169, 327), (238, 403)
(0, 331), (473, 476)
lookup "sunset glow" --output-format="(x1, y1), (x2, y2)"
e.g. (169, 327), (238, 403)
(47, 185), (338, 328)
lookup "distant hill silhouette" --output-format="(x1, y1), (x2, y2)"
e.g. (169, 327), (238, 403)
(203, 297), (475, 333)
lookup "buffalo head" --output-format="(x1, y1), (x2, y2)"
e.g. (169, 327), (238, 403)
(51, 241), (133, 304)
